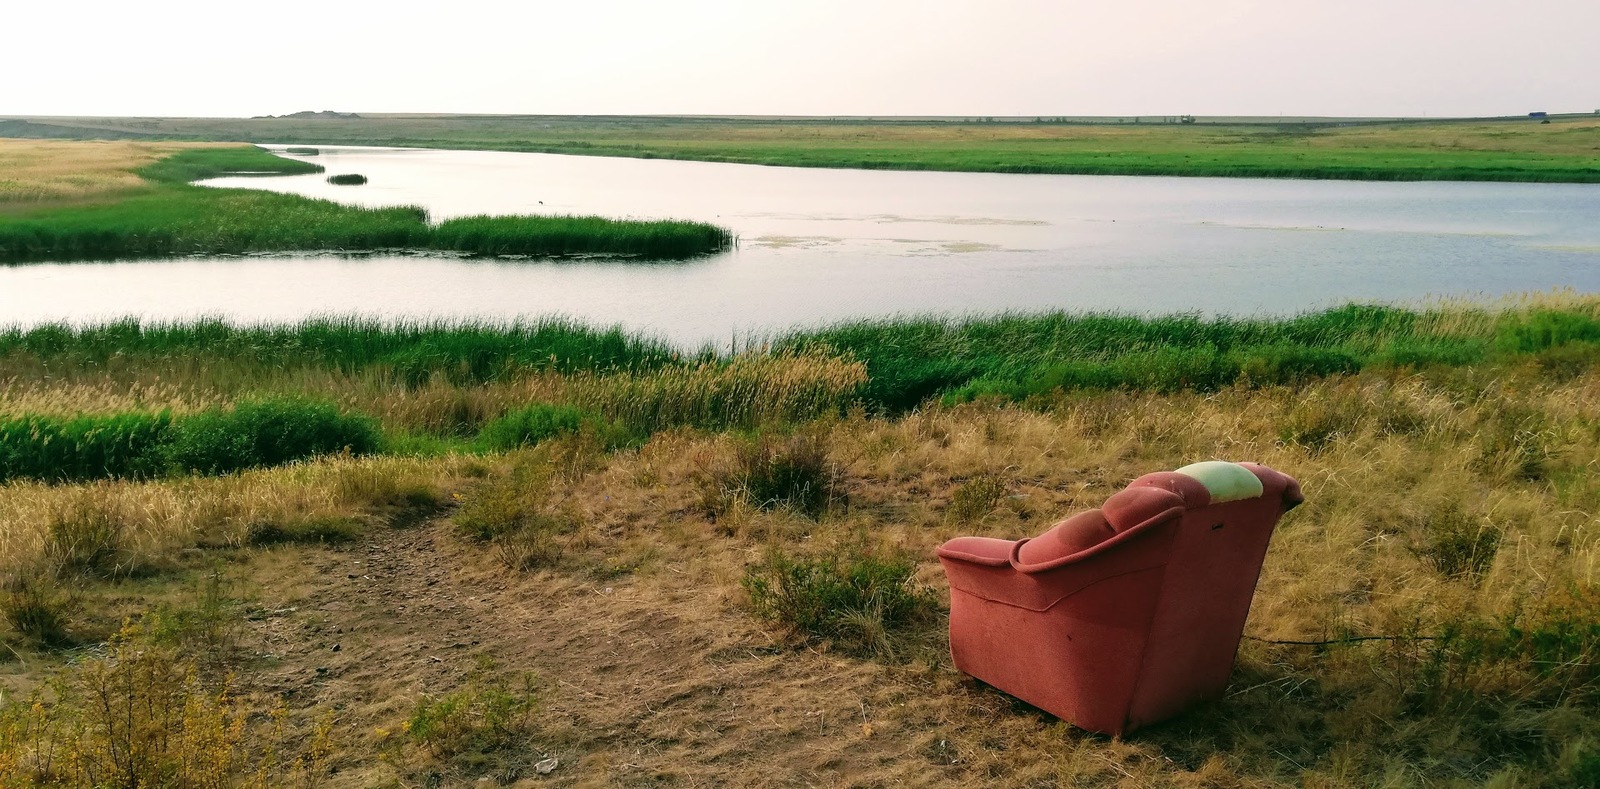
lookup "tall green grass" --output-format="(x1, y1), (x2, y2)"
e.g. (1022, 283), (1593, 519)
(776, 302), (1597, 410)
(0, 398), (379, 483)
(432, 214), (732, 259)
(0, 317), (684, 384)
(0, 147), (734, 262)
(5, 302), (1598, 422)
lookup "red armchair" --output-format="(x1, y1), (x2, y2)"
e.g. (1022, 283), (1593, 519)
(937, 461), (1303, 736)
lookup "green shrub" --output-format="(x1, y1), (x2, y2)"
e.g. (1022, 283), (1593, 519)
(164, 398), (380, 475)
(1412, 505), (1502, 578)
(1569, 745), (1600, 788)
(44, 494), (127, 577)
(725, 433), (839, 518)
(0, 623), (253, 787)
(1495, 310), (1600, 353)
(1476, 406), (1556, 481)
(947, 474), (1008, 525)
(430, 213), (732, 260)
(1533, 340), (1600, 381)
(1238, 344), (1361, 385)
(453, 460), (580, 568)
(743, 549), (934, 656)
(2, 579), (77, 647)
(0, 412), (174, 483)
(406, 660), (537, 761)
(246, 516), (364, 546)
(1373, 337), (1487, 368)
(475, 404), (592, 451)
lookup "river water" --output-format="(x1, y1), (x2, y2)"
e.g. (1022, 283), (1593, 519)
(3, 145), (1598, 346)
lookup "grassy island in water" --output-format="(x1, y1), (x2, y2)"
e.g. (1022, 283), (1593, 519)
(0, 140), (733, 261)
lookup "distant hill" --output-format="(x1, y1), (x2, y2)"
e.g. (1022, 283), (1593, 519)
(254, 110), (363, 120)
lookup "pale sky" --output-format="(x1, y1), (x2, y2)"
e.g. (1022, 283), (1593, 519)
(6, 0), (1596, 118)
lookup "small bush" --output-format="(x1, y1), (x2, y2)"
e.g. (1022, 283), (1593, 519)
(1412, 505), (1501, 578)
(1534, 340), (1600, 381)
(1238, 344), (1361, 386)
(722, 433), (840, 518)
(1279, 393), (1359, 452)
(247, 516), (364, 545)
(406, 660), (538, 762)
(947, 474), (1008, 525)
(454, 460), (582, 570)
(454, 467), (552, 542)
(476, 404), (592, 452)
(1373, 337), (1487, 369)
(140, 570), (243, 673)
(0, 624), (249, 787)
(0, 399), (381, 483)
(45, 493), (126, 576)
(165, 397), (380, 475)
(493, 517), (577, 571)
(743, 549), (934, 657)
(2, 579), (77, 647)
(1476, 406), (1556, 481)
(1569, 746), (1600, 788)
(327, 173), (367, 185)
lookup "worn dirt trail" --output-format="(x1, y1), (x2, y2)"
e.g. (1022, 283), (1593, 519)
(249, 520), (1076, 788)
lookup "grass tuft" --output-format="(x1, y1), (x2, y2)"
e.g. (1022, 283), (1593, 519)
(743, 548), (935, 657)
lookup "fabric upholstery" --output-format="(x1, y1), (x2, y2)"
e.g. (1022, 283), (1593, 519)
(1174, 460), (1264, 503)
(937, 461), (1301, 735)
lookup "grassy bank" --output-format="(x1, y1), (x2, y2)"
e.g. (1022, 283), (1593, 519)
(3, 295), (1599, 786)
(15, 113), (1600, 182)
(0, 142), (733, 261)
(7, 294), (1592, 412)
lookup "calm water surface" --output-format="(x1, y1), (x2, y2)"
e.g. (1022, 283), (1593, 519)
(4, 145), (1598, 346)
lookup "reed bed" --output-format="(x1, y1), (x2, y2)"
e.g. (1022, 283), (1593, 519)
(0, 316), (681, 384)
(779, 296), (1600, 410)
(432, 214), (733, 259)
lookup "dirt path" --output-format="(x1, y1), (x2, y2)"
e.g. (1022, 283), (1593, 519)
(249, 520), (1074, 787)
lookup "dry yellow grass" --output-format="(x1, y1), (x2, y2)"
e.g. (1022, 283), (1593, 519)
(0, 454), (486, 583)
(0, 139), (215, 207)
(3, 348), (1598, 784)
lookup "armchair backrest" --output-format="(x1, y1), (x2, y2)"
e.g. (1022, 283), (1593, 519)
(937, 460), (1303, 733)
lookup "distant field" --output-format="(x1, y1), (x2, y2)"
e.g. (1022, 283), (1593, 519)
(8, 113), (1600, 182)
